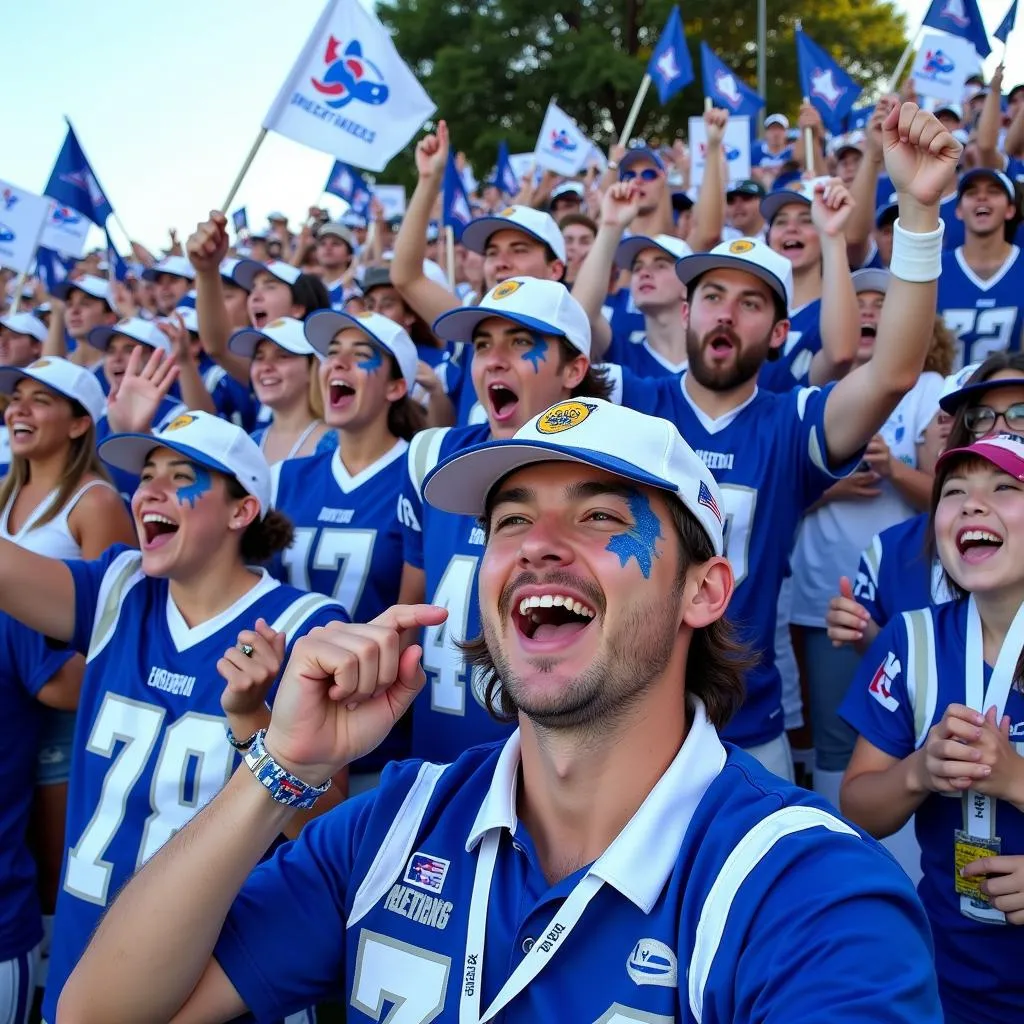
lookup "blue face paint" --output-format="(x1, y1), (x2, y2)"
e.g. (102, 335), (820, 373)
(175, 463), (213, 508)
(357, 344), (384, 373)
(520, 331), (549, 373)
(605, 491), (662, 579)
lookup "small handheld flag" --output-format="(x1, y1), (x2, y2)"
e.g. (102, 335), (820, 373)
(533, 100), (590, 176)
(495, 141), (519, 195)
(104, 227), (129, 282)
(995, 0), (1018, 45)
(922, 0), (992, 58)
(648, 6), (693, 105)
(700, 44), (764, 119)
(43, 120), (114, 227)
(795, 28), (862, 135)
(442, 153), (472, 242)
(232, 208), (248, 234)
(324, 161), (373, 216)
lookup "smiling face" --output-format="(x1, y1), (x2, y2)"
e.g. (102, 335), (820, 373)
(482, 229), (563, 290)
(4, 378), (90, 461)
(249, 339), (313, 411)
(319, 327), (405, 431)
(768, 203), (820, 273)
(470, 316), (587, 439)
(247, 271), (302, 329)
(630, 247), (687, 314)
(957, 178), (1014, 239)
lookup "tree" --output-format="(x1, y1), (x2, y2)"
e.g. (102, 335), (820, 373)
(376, 0), (908, 186)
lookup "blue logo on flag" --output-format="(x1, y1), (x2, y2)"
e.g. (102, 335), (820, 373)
(549, 129), (578, 154)
(922, 49), (955, 75)
(1, 189), (17, 212)
(0, 223), (15, 243)
(310, 36), (389, 110)
(51, 206), (82, 226)
(714, 69), (743, 110)
(404, 852), (451, 894)
(941, 0), (969, 26)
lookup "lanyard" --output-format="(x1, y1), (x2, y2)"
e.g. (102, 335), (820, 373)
(458, 829), (605, 1024)
(259, 419), (322, 461)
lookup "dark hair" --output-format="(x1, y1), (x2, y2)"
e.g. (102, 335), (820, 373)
(558, 213), (598, 237)
(945, 351), (1024, 452)
(291, 273), (332, 320)
(225, 478), (295, 563)
(686, 270), (787, 362)
(385, 355), (427, 440)
(554, 338), (615, 400)
(460, 493), (752, 729)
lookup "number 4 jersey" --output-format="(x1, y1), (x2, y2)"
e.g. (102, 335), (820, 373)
(42, 546), (346, 1023)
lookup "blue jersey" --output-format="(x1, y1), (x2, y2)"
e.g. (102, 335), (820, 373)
(96, 396), (187, 502)
(605, 333), (687, 379)
(840, 600), (1024, 1024)
(853, 513), (954, 629)
(623, 376), (860, 746)
(758, 299), (821, 392)
(92, 363), (111, 396)
(0, 426), (8, 478)
(42, 546), (345, 1022)
(752, 141), (794, 169)
(197, 353), (259, 431)
(212, 704), (939, 1023)
(603, 286), (645, 350)
(874, 178), (964, 250)
(937, 245), (1024, 368)
(400, 425), (515, 761)
(0, 613), (74, 962)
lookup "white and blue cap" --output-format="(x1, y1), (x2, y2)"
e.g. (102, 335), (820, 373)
(0, 356), (106, 423)
(142, 256), (196, 283)
(759, 177), (824, 223)
(227, 316), (317, 359)
(303, 309), (418, 390)
(875, 191), (899, 228)
(615, 233), (692, 270)
(551, 180), (585, 202)
(852, 267), (890, 295)
(937, 361), (1024, 413)
(0, 312), (48, 344)
(231, 259), (301, 292)
(460, 206), (567, 263)
(220, 257), (263, 290)
(957, 168), (1017, 205)
(675, 237), (794, 309)
(341, 210), (367, 229)
(99, 410), (271, 517)
(432, 277), (591, 358)
(51, 274), (114, 308)
(619, 146), (665, 176)
(422, 398), (726, 556)
(88, 317), (172, 353)
(169, 306), (199, 334)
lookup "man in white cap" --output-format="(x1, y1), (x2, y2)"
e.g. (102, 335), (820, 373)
(59, 400), (942, 1024)
(142, 256), (196, 317)
(44, 276), (119, 382)
(752, 114), (794, 176)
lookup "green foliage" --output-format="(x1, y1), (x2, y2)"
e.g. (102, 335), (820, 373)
(375, 0), (908, 186)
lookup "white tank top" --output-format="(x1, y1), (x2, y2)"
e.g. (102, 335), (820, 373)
(0, 479), (116, 559)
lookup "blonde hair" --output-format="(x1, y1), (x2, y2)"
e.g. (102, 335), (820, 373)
(307, 355), (325, 420)
(923, 315), (956, 377)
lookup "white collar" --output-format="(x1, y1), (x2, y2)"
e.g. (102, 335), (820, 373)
(466, 698), (727, 912)
(165, 567), (279, 651)
(330, 438), (409, 493)
(679, 373), (759, 434)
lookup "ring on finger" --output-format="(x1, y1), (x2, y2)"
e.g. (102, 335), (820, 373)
(239, 642), (255, 658)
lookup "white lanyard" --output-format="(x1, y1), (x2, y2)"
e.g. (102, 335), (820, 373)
(259, 419), (321, 461)
(458, 829), (605, 1023)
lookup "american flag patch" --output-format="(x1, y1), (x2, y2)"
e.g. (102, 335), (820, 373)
(697, 480), (721, 523)
(404, 852), (451, 894)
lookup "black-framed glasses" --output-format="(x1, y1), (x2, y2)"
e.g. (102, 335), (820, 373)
(964, 401), (1024, 435)
(620, 168), (661, 182)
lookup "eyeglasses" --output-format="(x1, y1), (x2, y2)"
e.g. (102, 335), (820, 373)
(620, 168), (661, 182)
(964, 401), (1024, 435)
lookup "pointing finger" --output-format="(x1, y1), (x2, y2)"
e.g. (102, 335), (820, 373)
(370, 603), (449, 633)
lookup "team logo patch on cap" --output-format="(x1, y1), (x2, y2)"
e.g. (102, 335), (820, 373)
(29, 359), (51, 369)
(728, 239), (755, 254)
(267, 318), (288, 329)
(499, 206), (517, 217)
(491, 281), (522, 300)
(356, 311), (376, 320)
(536, 400), (596, 434)
(164, 414), (197, 432)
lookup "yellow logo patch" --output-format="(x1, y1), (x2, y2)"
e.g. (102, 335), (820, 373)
(491, 281), (522, 301)
(356, 311), (376, 320)
(728, 239), (755, 254)
(267, 318), (288, 329)
(536, 400), (597, 434)
(164, 414), (197, 432)
(499, 206), (518, 217)
(29, 358), (52, 369)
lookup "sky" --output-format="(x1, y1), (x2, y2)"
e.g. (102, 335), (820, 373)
(2, 0), (1020, 256)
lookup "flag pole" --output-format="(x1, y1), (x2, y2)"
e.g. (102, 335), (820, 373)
(802, 95), (815, 175)
(445, 226), (456, 292)
(11, 202), (54, 315)
(887, 29), (921, 94)
(619, 75), (653, 146)
(222, 128), (268, 214)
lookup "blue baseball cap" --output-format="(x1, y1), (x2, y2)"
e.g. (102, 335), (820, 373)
(957, 168), (1016, 205)
(619, 146), (665, 178)
(938, 362), (1024, 413)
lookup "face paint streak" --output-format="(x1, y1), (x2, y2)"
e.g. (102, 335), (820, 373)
(357, 345), (384, 373)
(605, 491), (662, 579)
(176, 464), (213, 508)
(521, 331), (549, 373)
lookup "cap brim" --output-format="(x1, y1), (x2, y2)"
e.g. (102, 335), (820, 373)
(86, 326), (117, 351)
(304, 310), (384, 356)
(226, 329), (312, 359)
(937, 441), (1024, 479)
(875, 204), (898, 228)
(852, 268), (890, 295)
(0, 367), (33, 396)
(98, 433), (235, 481)
(938, 376), (1024, 413)
(223, 259), (262, 290)
(433, 306), (567, 345)
(615, 237), (678, 271)
(422, 439), (677, 516)
(460, 217), (549, 256)
(675, 253), (788, 307)
(51, 281), (109, 305)
(760, 191), (811, 223)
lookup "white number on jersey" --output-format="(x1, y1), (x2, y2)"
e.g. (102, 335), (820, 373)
(942, 307), (1018, 368)
(423, 554), (479, 715)
(719, 484), (757, 587)
(64, 694), (234, 905)
(595, 1008), (673, 1024)
(350, 930), (450, 1023)
(283, 527), (376, 613)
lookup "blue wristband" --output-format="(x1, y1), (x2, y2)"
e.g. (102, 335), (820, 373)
(244, 731), (331, 809)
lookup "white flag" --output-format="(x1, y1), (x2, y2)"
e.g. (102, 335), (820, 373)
(911, 33), (973, 105)
(533, 101), (590, 176)
(0, 181), (51, 275)
(262, 0), (436, 173)
(40, 204), (90, 259)
(688, 116), (751, 187)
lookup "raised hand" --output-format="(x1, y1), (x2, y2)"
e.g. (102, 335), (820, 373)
(105, 345), (180, 435)
(415, 119), (449, 182)
(187, 212), (230, 274)
(882, 102), (962, 210)
(826, 575), (877, 648)
(704, 106), (729, 148)
(600, 181), (642, 232)
(914, 704), (993, 795)
(218, 618), (286, 718)
(810, 177), (855, 237)
(156, 313), (193, 365)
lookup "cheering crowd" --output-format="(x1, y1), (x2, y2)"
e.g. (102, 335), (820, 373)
(1, 59), (1024, 1024)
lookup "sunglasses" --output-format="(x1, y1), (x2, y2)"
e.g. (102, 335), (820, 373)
(964, 401), (1024, 435)
(620, 168), (661, 182)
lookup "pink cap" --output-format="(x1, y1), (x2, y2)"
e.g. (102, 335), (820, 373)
(938, 433), (1024, 481)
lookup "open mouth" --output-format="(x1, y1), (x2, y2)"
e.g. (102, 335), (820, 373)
(975, 206), (992, 218)
(329, 378), (356, 409)
(141, 512), (179, 549)
(860, 325), (877, 340)
(251, 310), (269, 328)
(10, 424), (35, 440)
(781, 240), (805, 254)
(956, 527), (1003, 564)
(513, 593), (596, 644)
(487, 382), (520, 423)
(705, 329), (737, 358)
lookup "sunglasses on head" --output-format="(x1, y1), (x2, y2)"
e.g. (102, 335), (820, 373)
(620, 168), (661, 182)
(964, 401), (1024, 435)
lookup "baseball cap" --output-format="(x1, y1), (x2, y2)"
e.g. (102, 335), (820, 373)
(340, 210), (367, 229)
(672, 190), (695, 213)
(51, 274), (114, 308)
(432, 277), (591, 357)
(227, 317), (318, 359)
(875, 193), (899, 229)
(422, 398), (726, 556)
(551, 181), (585, 202)
(615, 234), (692, 271)
(727, 179), (766, 199)
(675, 237), (794, 309)
(361, 267), (392, 293)
(938, 363), (1024, 413)
(934, 103), (963, 121)
(88, 317), (172, 353)
(852, 267), (890, 295)
(267, 211), (288, 223)
(220, 257), (263, 290)
(0, 356), (106, 423)
(317, 222), (356, 248)
(170, 306), (199, 334)
(460, 206), (567, 263)
(619, 146), (665, 177)
(760, 179), (820, 223)
(99, 410), (271, 517)
(764, 113), (790, 129)
(937, 432), (1024, 481)
(231, 260), (302, 293)
(425, 221), (441, 244)
(142, 256), (196, 283)
(0, 312), (48, 344)
(304, 309), (418, 390)
(957, 168), (1016, 205)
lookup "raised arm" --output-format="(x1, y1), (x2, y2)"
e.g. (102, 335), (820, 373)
(0, 539), (76, 642)
(687, 107), (727, 252)
(976, 65), (1005, 170)
(845, 100), (894, 264)
(823, 103), (961, 464)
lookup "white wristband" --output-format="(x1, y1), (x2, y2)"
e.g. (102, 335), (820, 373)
(888, 218), (945, 283)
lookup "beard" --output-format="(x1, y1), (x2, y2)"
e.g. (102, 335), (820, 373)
(685, 324), (773, 391)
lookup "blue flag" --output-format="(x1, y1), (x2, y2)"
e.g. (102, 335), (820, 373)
(105, 227), (129, 283)
(795, 28), (862, 135)
(43, 120), (113, 227)
(34, 248), (76, 294)
(922, 0), (991, 58)
(846, 104), (876, 132)
(647, 6), (693, 104)
(496, 141), (519, 195)
(442, 152), (472, 241)
(232, 208), (248, 234)
(324, 161), (373, 217)
(995, 0), (1018, 44)
(700, 43), (764, 119)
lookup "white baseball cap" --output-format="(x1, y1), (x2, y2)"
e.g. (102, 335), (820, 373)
(304, 310), (418, 390)
(759, 178), (825, 224)
(460, 206), (567, 263)
(89, 317), (173, 353)
(551, 181), (585, 202)
(675, 237), (794, 309)
(51, 275), (114, 308)
(0, 356), (106, 423)
(0, 312), (48, 344)
(432, 277), (591, 358)
(615, 234), (692, 271)
(142, 256), (196, 283)
(422, 398), (726, 556)
(220, 257), (263, 290)
(170, 306), (199, 334)
(227, 317), (318, 359)
(232, 260), (301, 292)
(852, 267), (890, 295)
(99, 410), (272, 517)
(764, 113), (790, 129)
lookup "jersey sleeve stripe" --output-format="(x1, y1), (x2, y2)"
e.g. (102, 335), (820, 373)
(901, 609), (938, 750)
(864, 535), (883, 585)
(87, 551), (146, 663)
(271, 594), (344, 645)
(687, 806), (859, 1022)
(407, 428), (450, 503)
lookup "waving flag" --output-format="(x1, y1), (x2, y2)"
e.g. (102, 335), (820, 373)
(40, 204), (90, 259)
(105, 227), (129, 283)
(995, 0), (1018, 44)
(0, 180), (51, 275)
(35, 247), (75, 294)
(232, 208), (248, 234)
(43, 120), (113, 227)
(442, 152), (472, 241)
(700, 44), (764, 118)
(647, 6), (693, 104)
(261, 0), (435, 172)
(495, 141), (519, 195)
(533, 100), (590, 175)
(795, 28), (862, 135)
(922, 0), (991, 58)
(325, 160), (373, 216)
(846, 105), (876, 131)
